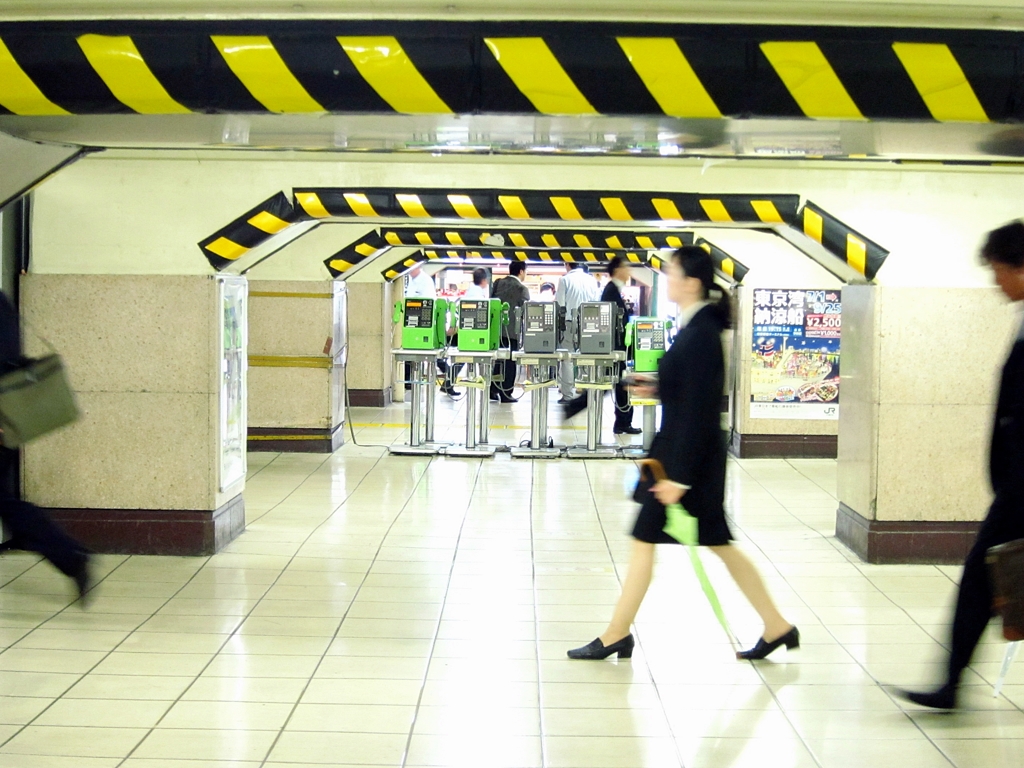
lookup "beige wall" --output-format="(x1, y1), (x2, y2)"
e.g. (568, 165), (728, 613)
(838, 285), (1019, 523)
(20, 274), (241, 511)
(247, 280), (344, 430)
(346, 281), (394, 395)
(28, 151), (1021, 293)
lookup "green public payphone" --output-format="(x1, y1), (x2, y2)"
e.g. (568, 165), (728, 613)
(626, 317), (672, 372)
(457, 299), (508, 351)
(395, 298), (449, 350)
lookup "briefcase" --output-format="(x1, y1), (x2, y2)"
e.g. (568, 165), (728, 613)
(0, 354), (80, 448)
(987, 539), (1024, 641)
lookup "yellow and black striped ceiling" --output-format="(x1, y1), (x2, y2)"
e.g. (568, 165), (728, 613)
(0, 21), (1018, 121)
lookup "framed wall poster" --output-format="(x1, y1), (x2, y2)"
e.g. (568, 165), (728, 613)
(750, 289), (841, 420)
(218, 276), (247, 491)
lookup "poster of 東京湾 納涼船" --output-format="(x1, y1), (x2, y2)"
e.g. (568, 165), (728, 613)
(750, 289), (841, 420)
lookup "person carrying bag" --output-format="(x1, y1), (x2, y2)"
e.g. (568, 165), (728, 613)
(0, 290), (92, 603)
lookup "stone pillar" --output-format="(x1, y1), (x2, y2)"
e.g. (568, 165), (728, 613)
(346, 282), (394, 407)
(836, 285), (1018, 563)
(247, 281), (346, 452)
(20, 274), (246, 556)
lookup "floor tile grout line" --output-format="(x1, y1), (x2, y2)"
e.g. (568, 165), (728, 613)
(102, 449), (386, 768)
(582, 459), (687, 768)
(243, 452), (337, 527)
(529, 459), (548, 768)
(734, 462), (956, 763)
(399, 457), (486, 768)
(0, 550), (212, 754)
(248, 449), (424, 768)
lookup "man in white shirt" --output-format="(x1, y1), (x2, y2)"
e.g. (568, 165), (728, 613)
(464, 268), (490, 300)
(405, 265), (436, 299)
(403, 266), (461, 398)
(556, 264), (600, 401)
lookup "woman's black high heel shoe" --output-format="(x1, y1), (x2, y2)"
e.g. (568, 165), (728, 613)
(567, 634), (634, 660)
(736, 626), (799, 660)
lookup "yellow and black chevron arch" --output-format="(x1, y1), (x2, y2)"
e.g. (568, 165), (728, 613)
(799, 201), (888, 280)
(0, 22), (1018, 121)
(376, 240), (748, 283)
(198, 192), (299, 270)
(323, 227), (698, 276)
(293, 188), (799, 224)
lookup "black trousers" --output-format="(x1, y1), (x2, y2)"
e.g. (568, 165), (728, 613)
(946, 499), (1024, 687)
(612, 362), (634, 429)
(491, 338), (519, 397)
(0, 448), (87, 578)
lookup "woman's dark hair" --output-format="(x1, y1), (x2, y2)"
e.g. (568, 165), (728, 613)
(509, 261), (526, 277)
(981, 222), (1024, 267)
(607, 255), (625, 275)
(472, 267), (488, 286)
(672, 245), (733, 329)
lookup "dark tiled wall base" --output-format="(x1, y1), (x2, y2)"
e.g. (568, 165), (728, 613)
(247, 425), (344, 453)
(47, 494), (245, 556)
(729, 432), (838, 459)
(348, 388), (392, 407)
(836, 502), (979, 565)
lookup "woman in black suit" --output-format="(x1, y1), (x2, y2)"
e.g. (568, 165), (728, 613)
(568, 246), (796, 661)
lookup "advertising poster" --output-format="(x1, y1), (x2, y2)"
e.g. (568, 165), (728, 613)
(750, 289), (841, 420)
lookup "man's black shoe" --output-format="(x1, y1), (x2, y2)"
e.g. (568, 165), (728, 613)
(892, 685), (957, 711)
(441, 385), (462, 399)
(614, 425), (643, 435)
(498, 394), (519, 403)
(563, 395), (587, 419)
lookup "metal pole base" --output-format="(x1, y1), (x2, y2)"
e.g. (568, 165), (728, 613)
(389, 444), (445, 456)
(444, 444), (498, 458)
(510, 446), (563, 459)
(564, 446), (621, 459)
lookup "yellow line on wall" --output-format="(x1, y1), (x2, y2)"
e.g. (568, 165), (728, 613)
(248, 356), (333, 368)
(249, 291), (333, 299)
(77, 35), (190, 114)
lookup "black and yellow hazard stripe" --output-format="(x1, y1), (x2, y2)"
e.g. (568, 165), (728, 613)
(375, 242), (749, 284)
(695, 238), (750, 283)
(324, 226), (697, 276)
(799, 201), (888, 280)
(294, 188), (798, 224)
(0, 22), (1017, 122)
(198, 192), (299, 270)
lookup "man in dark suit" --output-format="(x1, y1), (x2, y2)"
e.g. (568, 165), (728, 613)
(897, 221), (1024, 709)
(490, 262), (529, 403)
(0, 290), (93, 604)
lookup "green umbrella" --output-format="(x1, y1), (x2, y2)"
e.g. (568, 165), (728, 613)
(641, 459), (738, 651)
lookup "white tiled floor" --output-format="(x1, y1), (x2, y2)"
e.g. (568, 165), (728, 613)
(2, 397), (1023, 766)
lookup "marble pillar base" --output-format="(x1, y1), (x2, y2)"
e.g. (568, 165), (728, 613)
(348, 388), (392, 407)
(247, 425), (345, 453)
(46, 494), (245, 556)
(730, 431), (838, 459)
(836, 503), (979, 564)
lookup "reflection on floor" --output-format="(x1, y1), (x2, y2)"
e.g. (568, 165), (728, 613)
(2, 438), (1023, 766)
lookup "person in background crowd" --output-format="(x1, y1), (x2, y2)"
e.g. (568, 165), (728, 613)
(0, 290), (93, 605)
(405, 266), (460, 399)
(895, 221), (1024, 710)
(567, 246), (796, 662)
(490, 262), (529, 403)
(539, 282), (556, 301)
(464, 268), (489, 300)
(601, 256), (642, 433)
(556, 264), (600, 403)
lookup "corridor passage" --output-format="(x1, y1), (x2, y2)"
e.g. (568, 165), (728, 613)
(1, 446), (1021, 767)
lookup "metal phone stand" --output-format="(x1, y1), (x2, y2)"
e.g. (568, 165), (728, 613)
(510, 351), (565, 459)
(389, 349), (448, 456)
